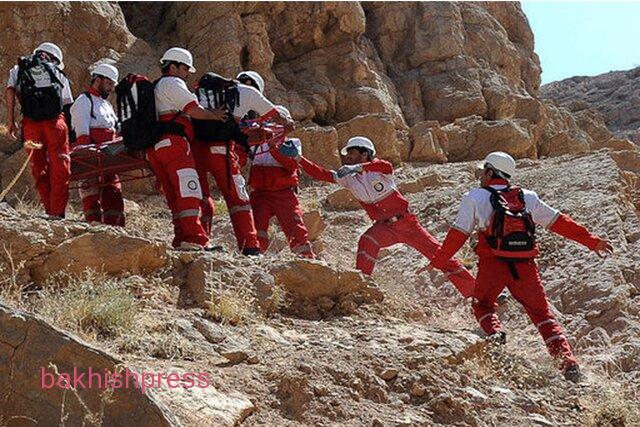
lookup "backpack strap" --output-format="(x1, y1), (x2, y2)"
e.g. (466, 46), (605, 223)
(84, 92), (96, 119)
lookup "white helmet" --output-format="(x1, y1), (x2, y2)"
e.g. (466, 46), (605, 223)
(275, 105), (292, 121)
(91, 63), (119, 82)
(237, 70), (264, 93)
(340, 136), (376, 157)
(479, 151), (516, 178)
(160, 47), (196, 73)
(33, 42), (64, 69)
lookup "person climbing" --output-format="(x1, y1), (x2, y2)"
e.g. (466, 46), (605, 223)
(279, 135), (475, 297)
(70, 63), (125, 226)
(248, 105), (314, 258)
(422, 151), (613, 382)
(147, 47), (227, 250)
(192, 70), (291, 256)
(4, 42), (73, 219)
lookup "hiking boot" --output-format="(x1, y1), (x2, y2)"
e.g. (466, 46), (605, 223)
(176, 242), (205, 251)
(242, 247), (262, 257)
(563, 364), (587, 384)
(497, 290), (509, 306)
(486, 331), (507, 346)
(204, 245), (225, 252)
(46, 214), (65, 221)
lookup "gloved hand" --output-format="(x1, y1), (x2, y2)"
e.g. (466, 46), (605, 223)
(336, 164), (363, 178)
(279, 140), (301, 159)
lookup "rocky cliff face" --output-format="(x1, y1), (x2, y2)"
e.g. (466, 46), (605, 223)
(0, 1), (627, 172)
(541, 66), (640, 143)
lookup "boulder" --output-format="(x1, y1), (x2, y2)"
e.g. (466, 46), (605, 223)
(325, 188), (360, 211)
(290, 125), (341, 169)
(0, 303), (177, 426)
(407, 121), (448, 163)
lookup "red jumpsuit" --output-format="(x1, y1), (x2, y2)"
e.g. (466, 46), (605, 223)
(194, 84), (277, 252)
(70, 87), (124, 226)
(300, 157), (475, 298)
(249, 138), (314, 258)
(431, 178), (606, 370)
(147, 76), (209, 248)
(7, 64), (73, 217)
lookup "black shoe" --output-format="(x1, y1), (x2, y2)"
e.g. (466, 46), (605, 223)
(486, 331), (507, 346)
(242, 247), (261, 257)
(205, 245), (225, 252)
(563, 364), (587, 383)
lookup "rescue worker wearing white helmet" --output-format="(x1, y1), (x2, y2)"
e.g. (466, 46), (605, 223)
(4, 42), (74, 219)
(248, 105), (314, 258)
(148, 47), (227, 250)
(423, 151), (613, 383)
(70, 63), (124, 226)
(192, 69), (292, 256)
(279, 136), (475, 297)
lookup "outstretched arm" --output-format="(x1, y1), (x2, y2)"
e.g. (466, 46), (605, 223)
(549, 213), (612, 256)
(299, 156), (337, 183)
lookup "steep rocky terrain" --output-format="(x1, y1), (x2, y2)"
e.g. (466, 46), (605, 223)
(1, 1), (640, 425)
(542, 67), (640, 143)
(1, 150), (639, 425)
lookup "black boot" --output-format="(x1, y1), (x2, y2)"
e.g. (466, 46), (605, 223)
(486, 331), (507, 346)
(242, 247), (261, 257)
(563, 364), (587, 383)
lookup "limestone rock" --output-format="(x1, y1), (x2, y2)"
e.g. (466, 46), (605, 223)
(290, 125), (341, 169)
(407, 121), (448, 163)
(0, 303), (177, 426)
(302, 210), (326, 241)
(442, 115), (536, 161)
(336, 114), (407, 165)
(541, 66), (640, 141)
(325, 188), (360, 211)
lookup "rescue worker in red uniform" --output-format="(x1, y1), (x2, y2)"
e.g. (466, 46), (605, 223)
(149, 48), (227, 250)
(5, 42), (73, 219)
(248, 105), (314, 258)
(193, 70), (290, 256)
(70, 63), (124, 226)
(279, 136), (475, 297)
(425, 151), (613, 382)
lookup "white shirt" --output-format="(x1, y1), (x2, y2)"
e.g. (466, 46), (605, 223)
(154, 76), (197, 115)
(233, 84), (275, 119)
(252, 138), (302, 167)
(70, 92), (117, 136)
(7, 64), (73, 104)
(453, 184), (560, 234)
(336, 169), (398, 204)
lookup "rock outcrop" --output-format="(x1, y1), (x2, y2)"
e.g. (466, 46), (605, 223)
(0, 303), (177, 426)
(541, 66), (640, 142)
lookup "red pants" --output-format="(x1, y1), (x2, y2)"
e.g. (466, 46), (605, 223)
(146, 135), (208, 248)
(22, 115), (70, 216)
(357, 214), (475, 298)
(79, 174), (124, 226)
(250, 188), (315, 258)
(473, 256), (577, 369)
(78, 129), (124, 226)
(193, 141), (259, 251)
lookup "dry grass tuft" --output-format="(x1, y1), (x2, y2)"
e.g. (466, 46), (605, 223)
(33, 270), (138, 340)
(206, 284), (256, 326)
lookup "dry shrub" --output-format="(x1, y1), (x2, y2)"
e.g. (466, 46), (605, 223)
(583, 382), (640, 426)
(206, 284), (256, 325)
(34, 270), (138, 340)
(0, 244), (27, 306)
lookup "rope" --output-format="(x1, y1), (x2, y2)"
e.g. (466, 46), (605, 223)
(0, 140), (42, 202)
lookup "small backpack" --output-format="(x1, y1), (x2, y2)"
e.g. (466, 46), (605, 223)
(115, 74), (184, 151)
(483, 186), (537, 259)
(16, 54), (65, 121)
(192, 72), (248, 150)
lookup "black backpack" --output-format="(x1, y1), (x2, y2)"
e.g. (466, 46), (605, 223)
(115, 74), (184, 151)
(192, 72), (249, 150)
(16, 54), (65, 121)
